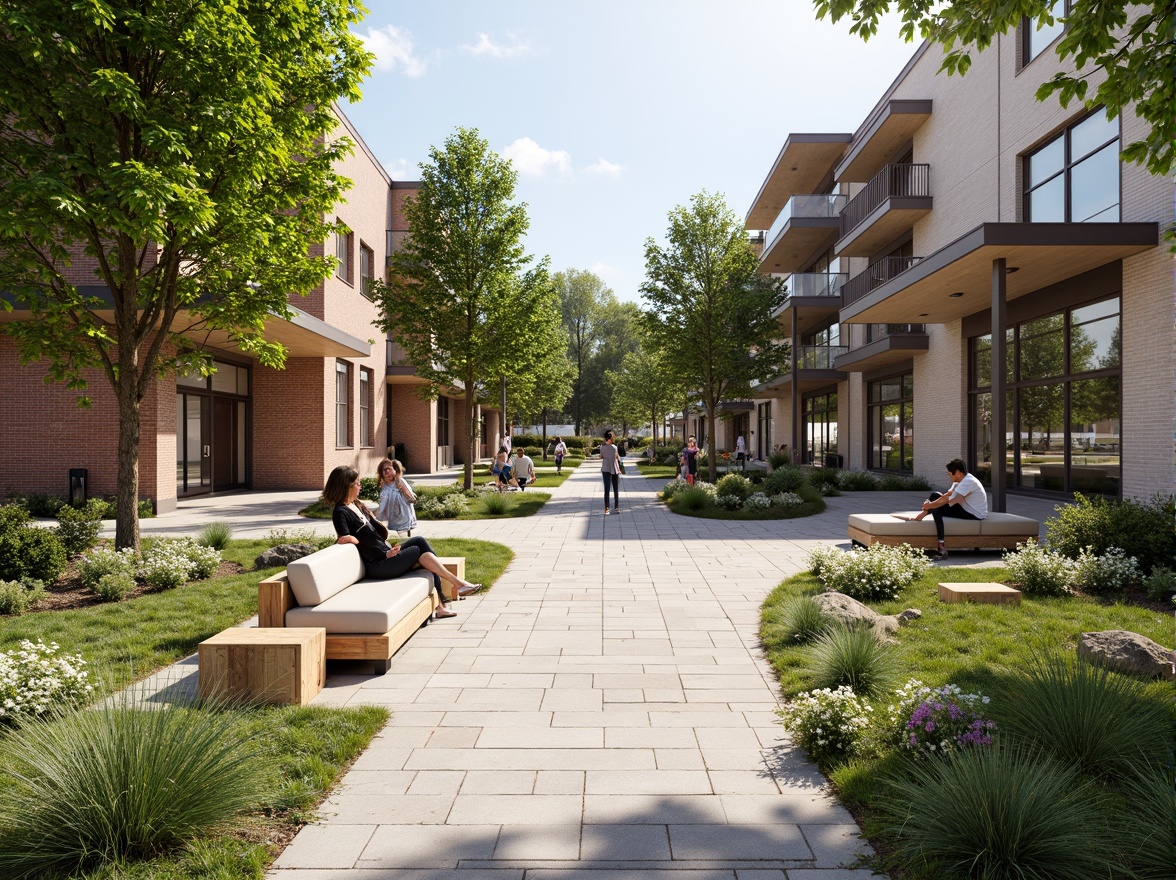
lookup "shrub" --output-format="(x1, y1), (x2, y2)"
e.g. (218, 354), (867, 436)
(479, 493), (513, 516)
(796, 483), (824, 504)
(137, 498), (155, 519)
(763, 466), (805, 495)
(1046, 493), (1176, 574)
(836, 469), (880, 491)
(776, 685), (873, 764)
(805, 624), (901, 696)
(991, 650), (1172, 779)
(22, 493), (66, 517)
(807, 544), (842, 577)
(745, 492), (771, 510)
(0, 579), (45, 616)
(55, 504), (103, 557)
(358, 476), (380, 501)
(183, 540), (223, 580)
(1002, 541), (1074, 596)
(714, 493), (743, 511)
(815, 543), (930, 602)
(1143, 566), (1176, 600)
(0, 502), (31, 533)
(0, 694), (267, 878)
(878, 746), (1116, 880)
(807, 467), (840, 492)
(0, 525), (68, 584)
(417, 492), (467, 519)
(0, 640), (92, 725)
(84, 497), (115, 519)
(93, 572), (136, 602)
(715, 473), (753, 501)
(78, 546), (139, 589)
(767, 451), (791, 469)
(139, 539), (196, 589)
(770, 491), (803, 508)
(660, 478), (688, 500)
(773, 595), (831, 645)
(263, 527), (335, 550)
(197, 521), (234, 550)
(692, 479), (716, 495)
(1072, 546), (1142, 594)
(885, 679), (996, 757)
(674, 487), (713, 512)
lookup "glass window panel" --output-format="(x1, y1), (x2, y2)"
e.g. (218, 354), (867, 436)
(1026, 3), (1064, 61)
(1071, 314), (1119, 371)
(973, 335), (992, 388)
(1027, 137), (1064, 187)
(972, 392), (993, 487)
(210, 361), (237, 394)
(1017, 385), (1065, 490)
(1019, 317), (1066, 381)
(880, 378), (902, 401)
(1069, 376), (1119, 497)
(902, 374), (913, 398)
(237, 401), (247, 484)
(902, 401), (914, 471)
(236, 367), (249, 396)
(177, 368), (205, 389)
(186, 396), (203, 486)
(1070, 108), (1116, 161)
(1070, 142), (1119, 222)
(176, 400), (185, 491)
(1071, 298), (1118, 325)
(1028, 175), (1065, 221)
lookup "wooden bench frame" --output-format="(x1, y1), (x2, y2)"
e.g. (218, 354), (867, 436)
(848, 527), (1036, 551)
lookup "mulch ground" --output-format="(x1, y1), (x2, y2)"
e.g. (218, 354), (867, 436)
(31, 559), (247, 613)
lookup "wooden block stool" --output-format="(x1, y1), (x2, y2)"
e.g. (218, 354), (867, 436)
(198, 627), (326, 705)
(436, 556), (466, 601)
(938, 582), (1022, 606)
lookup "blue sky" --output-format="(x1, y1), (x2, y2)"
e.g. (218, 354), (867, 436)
(343, 1), (920, 302)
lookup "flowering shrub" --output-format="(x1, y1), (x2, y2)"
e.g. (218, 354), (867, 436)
(777, 685), (873, 763)
(139, 539), (196, 589)
(94, 572), (136, 601)
(714, 494), (743, 511)
(0, 578), (45, 615)
(78, 547), (138, 590)
(885, 679), (996, 757)
(0, 640), (92, 724)
(816, 543), (930, 601)
(692, 480), (716, 495)
(1002, 542), (1074, 596)
(55, 504), (103, 557)
(1072, 546), (1141, 595)
(660, 478), (688, 500)
(745, 492), (771, 510)
(808, 544), (843, 577)
(417, 493), (468, 519)
(180, 539), (222, 579)
(771, 492), (804, 508)
(715, 473), (752, 501)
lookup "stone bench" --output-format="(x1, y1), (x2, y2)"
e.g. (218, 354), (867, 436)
(848, 511), (1040, 551)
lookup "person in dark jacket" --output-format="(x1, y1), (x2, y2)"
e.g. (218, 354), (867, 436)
(324, 466), (483, 616)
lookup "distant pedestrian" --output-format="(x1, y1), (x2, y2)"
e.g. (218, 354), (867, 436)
(553, 437), (568, 474)
(513, 446), (536, 490)
(681, 435), (700, 486)
(600, 429), (621, 514)
(375, 458), (417, 536)
(735, 435), (746, 469)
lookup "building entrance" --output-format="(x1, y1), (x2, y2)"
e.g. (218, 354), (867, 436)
(176, 360), (250, 497)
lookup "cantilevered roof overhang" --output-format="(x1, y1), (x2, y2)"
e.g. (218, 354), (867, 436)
(745, 134), (852, 229)
(839, 222), (1160, 324)
(835, 100), (932, 182)
(753, 371), (844, 398)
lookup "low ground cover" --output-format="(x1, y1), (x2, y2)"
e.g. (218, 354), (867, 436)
(300, 475), (562, 520)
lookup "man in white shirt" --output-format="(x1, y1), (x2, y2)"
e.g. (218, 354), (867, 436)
(513, 447), (536, 491)
(913, 458), (988, 559)
(735, 435), (747, 469)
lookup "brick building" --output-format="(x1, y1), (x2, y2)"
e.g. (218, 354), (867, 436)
(0, 108), (489, 513)
(745, 14), (1174, 507)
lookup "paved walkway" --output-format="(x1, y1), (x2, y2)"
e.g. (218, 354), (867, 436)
(131, 465), (1059, 879)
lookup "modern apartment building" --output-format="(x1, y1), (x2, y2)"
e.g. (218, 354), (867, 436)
(0, 109), (489, 512)
(746, 16), (1173, 508)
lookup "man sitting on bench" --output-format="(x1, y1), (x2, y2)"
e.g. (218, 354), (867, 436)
(912, 458), (987, 559)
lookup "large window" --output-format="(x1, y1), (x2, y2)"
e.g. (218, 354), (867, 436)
(436, 396), (450, 447)
(757, 402), (774, 460)
(359, 368), (372, 447)
(335, 361), (350, 447)
(335, 225), (353, 283)
(359, 242), (374, 299)
(1022, 0), (1067, 64)
(867, 374), (914, 472)
(969, 297), (1120, 497)
(1024, 107), (1119, 223)
(803, 391), (838, 466)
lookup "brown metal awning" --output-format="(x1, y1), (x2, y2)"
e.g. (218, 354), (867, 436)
(840, 222), (1160, 324)
(835, 99), (932, 182)
(745, 134), (852, 229)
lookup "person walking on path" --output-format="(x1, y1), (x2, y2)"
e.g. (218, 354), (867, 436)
(681, 435), (700, 485)
(599, 429), (622, 514)
(552, 437), (568, 475)
(910, 457), (988, 559)
(513, 446), (537, 491)
(735, 434), (747, 469)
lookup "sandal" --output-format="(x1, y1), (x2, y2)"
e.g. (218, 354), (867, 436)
(457, 582), (483, 596)
(434, 606), (458, 619)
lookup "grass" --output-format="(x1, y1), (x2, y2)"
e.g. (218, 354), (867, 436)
(636, 463), (680, 478)
(0, 537), (512, 688)
(448, 491), (551, 519)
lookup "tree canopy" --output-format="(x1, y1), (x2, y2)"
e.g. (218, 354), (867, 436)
(375, 126), (559, 490)
(641, 191), (788, 482)
(0, 0), (371, 548)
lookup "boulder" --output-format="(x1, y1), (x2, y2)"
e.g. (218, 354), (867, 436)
(255, 543), (317, 570)
(1077, 630), (1176, 682)
(813, 591), (920, 639)
(897, 609), (923, 623)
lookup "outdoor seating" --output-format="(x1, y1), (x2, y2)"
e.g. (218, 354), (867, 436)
(847, 511), (1040, 551)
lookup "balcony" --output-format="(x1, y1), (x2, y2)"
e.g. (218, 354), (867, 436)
(759, 194), (847, 274)
(835, 99), (932, 182)
(836, 324), (928, 373)
(797, 345), (848, 369)
(836, 164), (932, 256)
(772, 273), (847, 331)
(386, 338), (428, 384)
(842, 256), (924, 308)
(754, 345), (847, 397)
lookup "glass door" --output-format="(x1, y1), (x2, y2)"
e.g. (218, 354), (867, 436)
(176, 392), (211, 496)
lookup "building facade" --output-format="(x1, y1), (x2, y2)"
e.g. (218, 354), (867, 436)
(746, 17), (1174, 506)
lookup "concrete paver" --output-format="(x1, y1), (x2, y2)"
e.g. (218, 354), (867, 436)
(128, 462), (1056, 877)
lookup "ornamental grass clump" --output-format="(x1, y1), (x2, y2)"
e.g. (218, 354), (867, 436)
(0, 693), (267, 878)
(1001, 541), (1075, 596)
(479, 492), (513, 515)
(675, 486), (713, 512)
(196, 520), (234, 550)
(770, 595), (831, 645)
(806, 624), (901, 697)
(836, 469), (880, 491)
(815, 543), (929, 602)
(776, 685), (873, 764)
(0, 640), (91, 725)
(885, 679), (996, 757)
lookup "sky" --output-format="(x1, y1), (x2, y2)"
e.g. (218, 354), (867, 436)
(342, 1), (922, 303)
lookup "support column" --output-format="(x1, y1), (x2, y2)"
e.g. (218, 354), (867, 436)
(790, 308), (801, 463)
(991, 258), (1007, 513)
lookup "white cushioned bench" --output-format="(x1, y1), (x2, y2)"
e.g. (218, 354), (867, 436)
(258, 543), (439, 674)
(848, 511), (1040, 551)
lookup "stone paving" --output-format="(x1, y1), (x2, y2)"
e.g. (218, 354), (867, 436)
(129, 463), (1058, 879)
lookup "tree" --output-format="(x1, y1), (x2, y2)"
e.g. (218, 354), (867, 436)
(813, 1), (1176, 182)
(641, 191), (789, 482)
(555, 269), (612, 435)
(607, 342), (683, 449)
(0, 1), (371, 549)
(375, 127), (549, 491)
(502, 278), (575, 447)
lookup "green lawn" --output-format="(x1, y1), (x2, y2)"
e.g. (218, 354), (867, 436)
(636, 463), (679, 479)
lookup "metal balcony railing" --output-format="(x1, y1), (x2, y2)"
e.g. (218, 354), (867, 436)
(796, 345), (849, 369)
(866, 323), (927, 342)
(840, 163), (930, 239)
(842, 256), (923, 306)
(764, 194), (848, 252)
(783, 272), (848, 299)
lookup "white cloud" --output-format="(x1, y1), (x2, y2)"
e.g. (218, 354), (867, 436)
(462, 32), (530, 59)
(358, 25), (426, 77)
(584, 157), (623, 176)
(385, 158), (416, 180)
(501, 137), (572, 177)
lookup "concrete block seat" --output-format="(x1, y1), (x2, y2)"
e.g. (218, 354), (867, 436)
(258, 543), (441, 674)
(848, 511), (1040, 551)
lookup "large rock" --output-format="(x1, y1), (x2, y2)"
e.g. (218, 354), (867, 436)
(255, 543), (317, 569)
(812, 591), (920, 639)
(1077, 630), (1176, 681)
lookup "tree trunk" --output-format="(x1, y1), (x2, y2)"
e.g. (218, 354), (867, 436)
(464, 385), (477, 490)
(114, 367), (142, 551)
(541, 407), (548, 460)
(706, 406), (718, 483)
